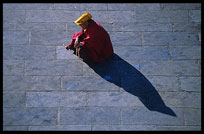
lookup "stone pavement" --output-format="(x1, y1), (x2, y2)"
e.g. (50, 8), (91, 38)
(3, 3), (201, 131)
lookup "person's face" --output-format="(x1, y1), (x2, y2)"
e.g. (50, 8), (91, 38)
(80, 21), (89, 29)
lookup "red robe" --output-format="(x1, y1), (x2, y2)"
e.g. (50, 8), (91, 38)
(68, 19), (114, 63)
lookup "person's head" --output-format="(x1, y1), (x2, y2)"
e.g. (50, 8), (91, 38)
(79, 19), (91, 29)
(74, 12), (92, 29)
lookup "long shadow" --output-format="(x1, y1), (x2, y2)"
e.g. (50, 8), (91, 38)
(85, 53), (176, 117)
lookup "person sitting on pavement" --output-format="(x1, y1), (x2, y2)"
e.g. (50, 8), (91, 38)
(63, 12), (114, 63)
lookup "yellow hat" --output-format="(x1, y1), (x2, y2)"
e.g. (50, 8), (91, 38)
(74, 12), (92, 25)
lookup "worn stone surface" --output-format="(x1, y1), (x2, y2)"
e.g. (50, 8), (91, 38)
(92, 125), (156, 130)
(183, 92), (201, 108)
(3, 3), (201, 131)
(113, 22), (172, 32)
(25, 60), (83, 75)
(26, 10), (81, 23)
(170, 46), (201, 59)
(3, 93), (26, 107)
(3, 8), (25, 23)
(28, 125), (91, 131)
(30, 31), (71, 45)
(189, 10), (201, 22)
(184, 108), (201, 125)
(55, 3), (107, 11)
(62, 76), (120, 91)
(3, 76), (61, 91)
(173, 22), (201, 32)
(146, 76), (180, 91)
(3, 3), (54, 10)
(87, 92), (147, 107)
(15, 22), (66, 31)
(60, 107), (120, 125)
(155, 126), (201, 131)
(140, 60), (200, 76)
(148, 92), (186, 107)
(3, 60), (24, 75)
(26, 92), (87, 107)
(3, 108), (57, 125)
(143, 32), (200, 46)
(11, 45), (57, 60)
(160, 3), (201, 10)
(121, 107), (184, 125)
(108, 3), (160, 11)
(89, 11), (135, 23)
(110, 32), (142, 46)
(3, 31), (29, 45)
(3, 126), (28, 131)
(135, 10), (188, 23)
(114, 46), (169, 60)
(180, 76), (201, 92)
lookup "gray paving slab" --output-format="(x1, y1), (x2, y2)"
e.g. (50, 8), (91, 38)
(109, 32), (142, 46)
(62, 76), (120, 91)
(3, 8), (26, 23)
(160, 3), (201, 10)
(3, 108), (57, 125)
(55, 3), (107, 11)
(3, 126), (28, 131)
(60, 107), (121, 125)
(3, 3), (54, 10)
(14, 22), (66, 31)
(3, 45), (13, 60)
(114, 46), (169, 60)
(139, 60), (200, 76)
(184, 108), (201, 125)
(3, 31), (29, 45)
(189, 10), (201, 22)
(87, 92), (147, 107)
(148, 91), (186, 107)
(57, 46), (78, 60)
(92, 125), (156, 131)
(113, 22), (172, 32)
(26, 92), (87, 107)
(3, 60), (24, 75)
(28, 125), (91, 131)
(30, 31), (71, 45)
(173, 22), (201, 32)
(135, 10), (188, 23)
(155, 126), (201, 131)
(170, 46), (201, 59)
(26, 10), (81, 23)
(180, 76), (201, 92)
(3, 22), (16, 30)
(3, 93), (26, 107)
(10, 45), (57, 60)
(3, 76), (61, 91)
(88, 11), (135, 23)
(146, 76), (180, 91)
(183, 92), (201, 108)
(121, 107), (184, 125)
(25, 60), (83, 76)
(142, 32), (200, 46)
(107, 3), (160, 11)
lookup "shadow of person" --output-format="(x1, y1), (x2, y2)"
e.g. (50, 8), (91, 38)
(85, 53), (176, 117)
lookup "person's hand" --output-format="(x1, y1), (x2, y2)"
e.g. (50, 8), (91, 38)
(63, 44), (69, 50)
(74, 37), (80, 48)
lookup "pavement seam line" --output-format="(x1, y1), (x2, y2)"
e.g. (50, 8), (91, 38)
(57, 108), (60, 125)
(120, 108), (122, 125)
(24, 60), (26, 75)
(172, 23), (175, 32)
(28, 31), (31, 45)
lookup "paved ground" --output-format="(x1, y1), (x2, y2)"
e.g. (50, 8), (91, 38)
(3, 3), (201, 131)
